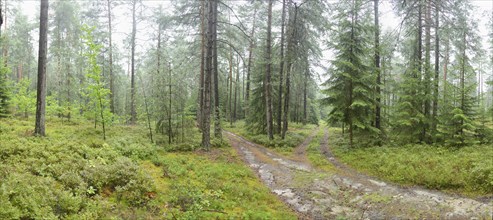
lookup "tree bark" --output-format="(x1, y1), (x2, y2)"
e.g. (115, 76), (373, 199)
(245, 7), (257, 118)
(168, 62), (173, 144)
(129, 0), (137, 124)
(303, 67), (307, 125)
(212, 0), (221, 139)
(35, 0), (49, 136)
(277, 0), (286, 133)
(202, 0), (214, 150)
(282, 2), (298, 139)
(459, 31), (466, 135)
(234, 55), (239, 122)
(417, 0), (424, 142)
(423, 0), (431, 142)
(107, 0), (115, 114)
(198, 0), (206, 128)
(229, 46), (233, 126)
(374, 0), (381, 131)
(265, 0), (274, 140)
(432, 2), (439, 139)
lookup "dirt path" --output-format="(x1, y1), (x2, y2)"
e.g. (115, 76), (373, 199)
(225, 128), (492, 219)
(293, 127), (320, 163)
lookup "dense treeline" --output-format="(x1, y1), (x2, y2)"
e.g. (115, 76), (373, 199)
(0, 0), (491, 148)
(322, 0), (493, 147)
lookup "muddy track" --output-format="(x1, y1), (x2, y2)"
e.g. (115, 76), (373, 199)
(225, 128), (492, 219)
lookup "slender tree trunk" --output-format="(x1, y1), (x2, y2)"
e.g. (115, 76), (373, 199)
(432, 2), (439, 139)
(168, 62), (173, 144)
(67, 62), (71, 120)
(0, 0), (3, 29)
(202, 0), (214, 150)
(277, 0), (287, 133)
(417, 0), (424, 142)
(2, 0), (7, 68)
(460, 31), (466, 135)
(212, 0), (221, 139)
(198, 0), (205, 128)
(107, 0), (115, 113)
(423, 0), (431, 142)
(303, 68), (307, 125)
(245, 7), (257, 118)
(265, 0), (274, 140)
(374, 0), (381, 132)
(35, 0), (49, 136)
(229, 47), (233, 126)
(130, 0), (137, 124)
(139, 76), (153, 143)
(282, 2), (298, 139)
(443, 37), (449, 102)
(234, 55), (239, 122)
(348, 2), (356, 147)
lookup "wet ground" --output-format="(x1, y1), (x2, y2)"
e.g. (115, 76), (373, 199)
(225, 128), (493, 219)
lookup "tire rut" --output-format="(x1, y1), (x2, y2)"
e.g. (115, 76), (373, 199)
(225, 129), (493, 219)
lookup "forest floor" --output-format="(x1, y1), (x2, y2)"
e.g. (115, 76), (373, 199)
(225, 127), (493, 219)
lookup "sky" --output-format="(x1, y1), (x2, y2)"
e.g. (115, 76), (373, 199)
(8, 0), (493, 83)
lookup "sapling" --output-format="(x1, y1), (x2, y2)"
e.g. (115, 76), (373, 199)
(81, 25), (112, 140)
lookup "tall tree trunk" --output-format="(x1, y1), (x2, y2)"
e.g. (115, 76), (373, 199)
(459, 31), (466, 135)
(432, 2), (439, 139)
(303, 67), (307, 125)
(66, 62), (71, 120)
(245, 7), (257, 118)
(35, 0), (49, 136)
(130, 0), (137, 124)
(417, 0), (424, 142)
(374, 0), (381, 132)
(282, 2), (298, 139)
(443, 37), (449, 102)
(423, 0), (431, 142)
(265, 0), (274, 140)
(277, 0), (287, 133)
(168, 62), (173, 144)
(234, 55), (239, 122)
(212, 0), (221, 139)
(198, 0), (206, 128)
(348, 2), (356, 148)
(107, 0), (115, 113)
(229, 46), (233, 126)
(2, 0), (7, 67)
(202, 0), (214, 150)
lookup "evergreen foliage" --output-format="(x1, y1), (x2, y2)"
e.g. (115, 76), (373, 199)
(0, 58), (10, 117)
(322, 0), (377, 147)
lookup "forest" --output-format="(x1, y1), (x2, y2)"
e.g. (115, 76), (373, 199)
(0, 0), (492, 219)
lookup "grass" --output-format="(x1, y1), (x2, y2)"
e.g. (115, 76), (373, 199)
(327, 127), (493, 197)
(305, 127), (337, 172)
(0, 118), (297, 219)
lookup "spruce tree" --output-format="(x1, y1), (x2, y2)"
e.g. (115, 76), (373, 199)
(322, 0), (375, 147)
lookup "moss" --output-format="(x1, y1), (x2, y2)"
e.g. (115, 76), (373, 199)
(328, 129), (493, 197)
(0, 118), (296, 219)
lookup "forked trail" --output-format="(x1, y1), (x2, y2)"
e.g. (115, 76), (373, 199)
(225, 128), (492, 219)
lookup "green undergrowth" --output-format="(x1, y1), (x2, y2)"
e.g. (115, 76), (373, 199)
(328, 128), (493, 197)
(0, 118), (296, 219)
(147, 149), (297, 219)
(305, 126), (336, 172)
(225, 120), (317, 155)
